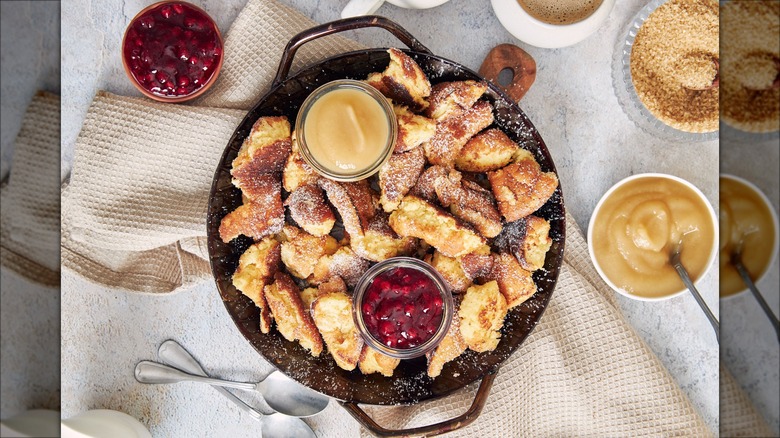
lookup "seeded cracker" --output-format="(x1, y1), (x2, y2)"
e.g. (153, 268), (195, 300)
(630, 0), (719, 133)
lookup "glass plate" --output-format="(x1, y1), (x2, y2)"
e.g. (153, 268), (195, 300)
(612, 0), (719, 143)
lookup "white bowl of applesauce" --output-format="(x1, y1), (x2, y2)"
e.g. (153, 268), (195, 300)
(719, 174), (780, 299)
(587, 173), (718, 301)
(295, 79), (397, 182)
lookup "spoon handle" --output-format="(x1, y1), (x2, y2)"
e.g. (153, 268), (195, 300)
(157, 340), (266, 420)
(672, 263), (720, 343)
(733, 260), (780, 342)
(135, 361), (259, 392)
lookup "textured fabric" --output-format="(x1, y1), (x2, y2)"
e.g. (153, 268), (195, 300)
(720, 363), (774, 437)
(195, 0), (362, 110)
(58, 0), (771, 435)
(0, 91), (60, 286)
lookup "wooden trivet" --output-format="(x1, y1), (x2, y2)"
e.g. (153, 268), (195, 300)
(479, 43), (537, 102)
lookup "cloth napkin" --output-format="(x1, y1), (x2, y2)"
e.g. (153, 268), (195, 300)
(719, 363), (774, 437)
(58, 0), (771, 435)
(1, 91), (60, 287)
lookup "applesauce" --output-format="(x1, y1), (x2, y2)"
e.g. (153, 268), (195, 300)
(296, 80), (396, 181)
(719, 175), (779, 297)
(590, 175), (717, 299)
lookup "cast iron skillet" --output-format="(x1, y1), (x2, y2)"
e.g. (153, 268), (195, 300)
(206, 16), (565, 437)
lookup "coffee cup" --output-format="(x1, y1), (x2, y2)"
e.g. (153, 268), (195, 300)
(491, 0), (615, 48)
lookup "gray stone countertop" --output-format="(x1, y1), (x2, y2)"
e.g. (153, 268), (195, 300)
(1, 1), (61, 421)
(55, 0), (768, 436)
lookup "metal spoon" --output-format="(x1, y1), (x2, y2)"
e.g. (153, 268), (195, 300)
(157, 341), (329, 418)
(731, 243), (780, 342)
(140, 341), (316, 438)
(669, 242), (720, 342)
(135, 358), (328, 418)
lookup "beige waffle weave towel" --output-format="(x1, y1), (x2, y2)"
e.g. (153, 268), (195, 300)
(58, 0), (770, 435)
(720, 363), (774, 437)
(1, 91), (60, 287)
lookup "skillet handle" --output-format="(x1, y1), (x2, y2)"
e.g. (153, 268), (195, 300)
(338, 368), (498, 438)
(272, 15), (433, 87)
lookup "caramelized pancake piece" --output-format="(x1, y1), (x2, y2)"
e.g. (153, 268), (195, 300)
(488, 252), (536, 308)
(394, 105), (436, 153)
(459, 245), (494, 281)
(456, 129), (519, 172)
(450, 181), (503, 239)
(351, 212), (418, 262)
(488, 149), (558, 222)
(516, 216), (552, 271)
(358, 346), (400, 377)
(388, 195), (484, 258)
(494, 215), (552, 271)
(232, 116), (292, 179)
(310, 246), (370, 287)
(458, 281), (507, 352)
(232, 237), (281, 333)
(410, 165), (448, 201)
(221, 158), (285, 243)
(379, 147), (426, 213)
(280, 225), (339, 279)
(219, 196), (284, 243)
(301, 276), (349, 310)
(427, 310), (467, 378)
(426, 250), (471, 293)
(434, 171), (503, 239)
(300, 287), (320, 311)
(318, 276), (348, 294)
(283, 136), (319, 192)
(285, 185), (335, 237)
(312, 292), (364, 371)
(319, 179), (377, 237)
(264, 272), (323, 357)
(424, 80), (488, 120)
(423, 100), (494, 167)
(366, 48), (431, 112)
(231, 172), (282, 203)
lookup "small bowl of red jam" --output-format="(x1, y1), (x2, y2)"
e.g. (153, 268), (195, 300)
(121, 1), (223, 102)
(353, 257), (453, 359)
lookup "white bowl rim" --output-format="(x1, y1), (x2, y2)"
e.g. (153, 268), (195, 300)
(719, 173), (780, 300)
(385, 0), (451, 9)
(490, 0), (615, 49)
(586, 172), (719, 302)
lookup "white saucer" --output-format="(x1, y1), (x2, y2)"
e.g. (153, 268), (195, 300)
(386, 0), (451, 9)
(490, 0), (615, 48)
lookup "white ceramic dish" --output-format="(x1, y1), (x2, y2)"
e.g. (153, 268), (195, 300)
(587, 173), (719, 302)
(612, 0), (719, 143)
(387, 0), (451, 8)
(341, 0), (450, 18)
(490, 0), (615, 48)
(719, 174), (780, 300)
(61, 409), (152, 438)
(0, 410), (60, 438)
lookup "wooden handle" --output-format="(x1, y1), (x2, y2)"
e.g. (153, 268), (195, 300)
(479, 44), (536, 102)
(339, 368), (498, 437)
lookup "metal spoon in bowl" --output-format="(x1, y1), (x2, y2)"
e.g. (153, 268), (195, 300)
(138, 341), (316, 438)
(731, 241), (780, 342)
(669, 241), (720, 342)
(135, 358), (329, 418)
